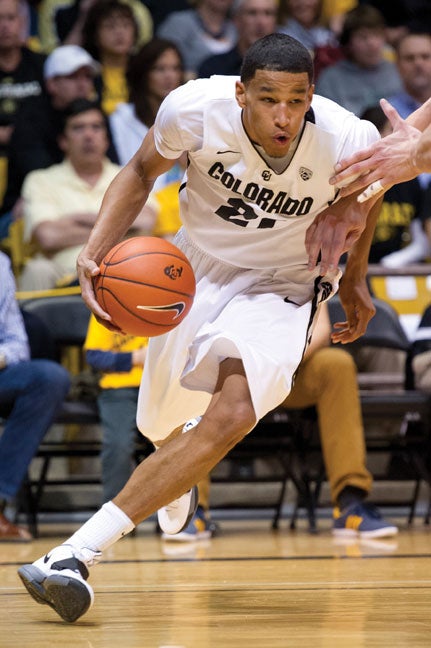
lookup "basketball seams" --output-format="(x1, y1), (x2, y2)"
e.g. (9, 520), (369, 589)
(96, 275), (195, 299)
(105, 251), (193, 268)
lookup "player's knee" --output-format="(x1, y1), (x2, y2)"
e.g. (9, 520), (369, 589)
(206, 399), (256, 450)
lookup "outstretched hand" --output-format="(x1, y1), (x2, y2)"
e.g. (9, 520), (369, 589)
(305, 195), (366, 275)
(329, 99), (422, 202)
(331, 277), (375, 344)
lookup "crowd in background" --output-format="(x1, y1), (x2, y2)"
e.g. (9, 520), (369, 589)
(2, 0), (431, 284)
(2, 0), (431, 541)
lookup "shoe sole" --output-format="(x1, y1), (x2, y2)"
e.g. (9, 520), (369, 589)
(18, 565), (92, 623)
(158, 484), (199, 535)
(161, 529), (212, 542)
(333, 526), (399, 539)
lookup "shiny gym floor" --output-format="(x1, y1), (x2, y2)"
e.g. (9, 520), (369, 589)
(2, 514), (431, 647)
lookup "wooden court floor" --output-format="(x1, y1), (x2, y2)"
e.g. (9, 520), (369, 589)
(1, 516), (431, 647)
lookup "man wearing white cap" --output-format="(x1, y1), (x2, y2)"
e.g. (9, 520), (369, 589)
(0, 44), (109, 237)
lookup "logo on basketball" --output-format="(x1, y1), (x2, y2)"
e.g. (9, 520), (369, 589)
(136, 302), (186, 319)
(164, 264), (183, 280)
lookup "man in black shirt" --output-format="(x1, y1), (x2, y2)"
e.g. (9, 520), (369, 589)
(0, 44), (102, 239)
(0, 0), (46, 224)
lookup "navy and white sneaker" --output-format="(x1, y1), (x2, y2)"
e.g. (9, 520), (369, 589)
(333, 503), (398, 539)
(162, 505), (215, 542)
(157, 417), (201, 536)
(17, 544), (100, 622)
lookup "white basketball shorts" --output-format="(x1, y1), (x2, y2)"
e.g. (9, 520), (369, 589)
(137, 228), (339, 442)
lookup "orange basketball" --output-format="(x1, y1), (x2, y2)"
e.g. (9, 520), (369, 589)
(94, 237), (196, 337)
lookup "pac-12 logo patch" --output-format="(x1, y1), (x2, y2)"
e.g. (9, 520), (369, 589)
(299, 166), (313, 181)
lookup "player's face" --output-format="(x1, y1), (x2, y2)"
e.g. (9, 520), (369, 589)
(236, 70), (313, 158)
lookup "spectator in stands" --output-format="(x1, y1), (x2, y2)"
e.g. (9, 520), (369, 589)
(0, 250), (71, 541)
(0, 0), (46, 220)
(19, 98), (121, 290)
(277, 0), (336, 53)
(198, 0), (277, 79)
(282, 301), (397, 538)
(157, 0), (237, 80)
(109, 37), (184, 177)
(277, 0), (343, 80)
(81, 0), (139, 115)
(56, 0), (152, 50)
(387, 33), (431, 125)
(315, 5), (403, 116)
(387, 32), (431, 192)
(109, 36), (187, 236)
(37, 0), (152, 53)
(19, 98), (155, 290)
(361, 104), (430, 267)
(84, 315), (151, 503)
(0, 44), (100, 241)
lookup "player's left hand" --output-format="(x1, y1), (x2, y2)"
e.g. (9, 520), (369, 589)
(305, 196), (366, 275)
(331, 277), (375, 344)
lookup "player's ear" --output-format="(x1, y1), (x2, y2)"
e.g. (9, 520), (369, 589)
(307, 84), (315, 108)
(235, 81), (246, 109)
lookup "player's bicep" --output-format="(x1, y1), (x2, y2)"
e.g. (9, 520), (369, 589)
(131, 127), (179, 188)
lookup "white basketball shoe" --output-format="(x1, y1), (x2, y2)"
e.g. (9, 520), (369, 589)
(157, 417), (201, 535)
(17, 544), (101, 622)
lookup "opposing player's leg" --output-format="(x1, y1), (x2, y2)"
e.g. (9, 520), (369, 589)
(18, 358), (256, 622)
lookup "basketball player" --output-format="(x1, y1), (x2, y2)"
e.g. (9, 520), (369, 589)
(18, 33), (383, 622)
(329, 96), (431, 202)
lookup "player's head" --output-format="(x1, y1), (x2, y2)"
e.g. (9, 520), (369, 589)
(240, 33), (314, 85)
(236, 33), (314, 158)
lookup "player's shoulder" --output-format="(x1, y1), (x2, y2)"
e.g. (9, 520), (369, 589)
(164, 75), (238, 109)
(310, 94), (378, 138)
(311, 94), (359, 128)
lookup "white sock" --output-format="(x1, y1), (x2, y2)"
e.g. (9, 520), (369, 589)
(65, 501), (135, 554)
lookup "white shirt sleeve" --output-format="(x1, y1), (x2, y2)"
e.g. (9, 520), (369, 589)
(154, 79), (207, 159)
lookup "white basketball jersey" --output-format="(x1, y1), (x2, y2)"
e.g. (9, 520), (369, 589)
(154, 76), (379, 270)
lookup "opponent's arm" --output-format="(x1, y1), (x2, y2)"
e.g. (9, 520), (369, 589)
(332, 196), (383, 344)
(328, 99), (431, 200)
(306, 190), (382, 342)
(305, 189), (372, 275)
(77, 126), (179, 324)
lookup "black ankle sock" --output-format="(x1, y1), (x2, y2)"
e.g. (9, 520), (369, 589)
(337, 486), (367, 511)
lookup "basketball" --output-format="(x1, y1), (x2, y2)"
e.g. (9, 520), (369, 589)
(93, 236), (196, 337)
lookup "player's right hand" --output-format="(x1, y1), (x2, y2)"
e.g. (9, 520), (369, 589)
(76, 252), (119, 331)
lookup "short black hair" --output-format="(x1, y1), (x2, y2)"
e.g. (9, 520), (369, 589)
(240, 33), (314, 85)
(60, 98), (108, 133)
